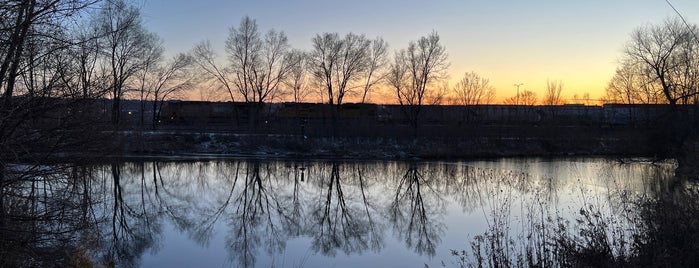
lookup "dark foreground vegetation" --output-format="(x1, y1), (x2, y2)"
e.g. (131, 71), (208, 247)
(450, 177), (699, 268)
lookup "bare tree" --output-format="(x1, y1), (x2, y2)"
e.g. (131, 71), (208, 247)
(309, 32), (340, 104)
(0, 0), (109, 253)
(309, 32), (370, 105)
(505, 90), (537, 105)
(284, 49), (310, 102)
(360, 37), (388, 103)
(0, 0), (95, 103)
(542, 79), (564, 105)
(425, 81), (449, 105)
(253, 29), (291, 103)
(603, 60), (664, 104)
(136, 52), (194, 129)
(69, 20), (107, 99)
(192, 40), (237, 101)
(19, 27), (72, 97)
(388, 31), (449, 128)
(225, 16), (260, 102)
(572, 92), (593, 105)
(452, 71), (495, 105)
(134, 34), (164, 127)
(624, 17), (699, 105)
(225, 16), (291, 104)
(98, 0), (159, 125)
(0, 0), (39, 104)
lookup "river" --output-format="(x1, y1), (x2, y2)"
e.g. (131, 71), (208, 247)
(0, 157), (686, 267)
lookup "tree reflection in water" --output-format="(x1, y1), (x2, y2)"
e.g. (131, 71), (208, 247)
(389, 163), (445, 257)
(2, 158), (693, 267)
(0, 164), (106, 267)
(225, 161), (286, 267)
(308, 162), (384, 256)
(279, 163), (304, 237)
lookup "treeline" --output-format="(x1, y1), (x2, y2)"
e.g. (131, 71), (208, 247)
(191, 17), (577, 108)
(1, 1), (698, 147)
(0, 0), (580, 144)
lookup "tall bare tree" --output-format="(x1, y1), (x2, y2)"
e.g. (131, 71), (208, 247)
(225, 16), (291, 104)
(388, 31), (449, 128)
(309, 32), (340, 104)
(542, 79), (564, 105)
(134, 34), (164, 127)
(69, 20), (106, 99)
(98, 0), (158, 125)
(309, 32), (371, 105)
(284, 49), (310, 102)
(0, 0), (38, 104)
(360, 37), (388, 103)
(452, 71), (495, 105)
(253, 29), (291, 103)
(225, 16), (260, 102)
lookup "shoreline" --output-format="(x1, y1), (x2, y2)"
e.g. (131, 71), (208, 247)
(15, 127), (658, 164)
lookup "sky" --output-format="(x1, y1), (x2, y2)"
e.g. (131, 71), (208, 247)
(139, 0), (699, 103)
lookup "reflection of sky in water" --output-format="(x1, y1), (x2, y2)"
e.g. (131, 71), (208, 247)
(92, 158), (674, 268)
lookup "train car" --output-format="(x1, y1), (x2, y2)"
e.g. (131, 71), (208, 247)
(159, 101), (214, 124)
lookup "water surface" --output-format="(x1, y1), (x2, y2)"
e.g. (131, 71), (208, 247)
(1, 158), (677, 267)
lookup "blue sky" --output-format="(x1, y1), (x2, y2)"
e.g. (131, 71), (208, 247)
(140, 0), (699, 102)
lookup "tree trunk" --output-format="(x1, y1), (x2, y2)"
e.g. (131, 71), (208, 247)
(1, 0), (35, 106)
(152, 99), (159, 130)
(111, 97), (121, 126)
(0, 162), (4, 228)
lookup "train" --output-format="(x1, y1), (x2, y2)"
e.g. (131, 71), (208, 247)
(156, 101), (698, 127)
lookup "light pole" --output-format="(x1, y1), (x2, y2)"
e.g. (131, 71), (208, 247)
(514, 83), (523, 105)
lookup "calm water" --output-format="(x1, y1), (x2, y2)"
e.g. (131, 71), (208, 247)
(1, 158), (677, 267)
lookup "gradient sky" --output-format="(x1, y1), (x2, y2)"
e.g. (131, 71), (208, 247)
(140, 0), (699, 103)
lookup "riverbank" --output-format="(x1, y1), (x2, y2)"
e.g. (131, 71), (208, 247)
(112, 126), (656, 161)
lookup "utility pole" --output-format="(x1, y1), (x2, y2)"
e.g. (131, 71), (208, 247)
(514, 83), (523, 105)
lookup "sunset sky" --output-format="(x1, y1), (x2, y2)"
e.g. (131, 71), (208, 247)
(140, 0), (699, 103)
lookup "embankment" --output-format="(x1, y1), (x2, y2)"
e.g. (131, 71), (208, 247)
(114, 125), (656, 160)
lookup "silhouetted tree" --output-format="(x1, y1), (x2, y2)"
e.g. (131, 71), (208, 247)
(226, 16), (292, 104)
(504, 90), (537, 105)
(284, 49), (311, 102)
(135, 52), (194, 129)
(624, 17), (699, 105)
(191, 40), (237, 101)
(361, 37), (389, 103)
(69, 18), (107, 99)
(388, 31), (449, 129)
(133, 34), (164, 127)
(452, 71), (495, 105)
(309, 32), (371, 105)
(98, 0), (159, 125)
(543, 79), (564, 105)
(0, 0), (110, 235)
(603, 60), (664, 104)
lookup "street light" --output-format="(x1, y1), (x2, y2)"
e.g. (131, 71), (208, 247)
(514, 83), (523, 105)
